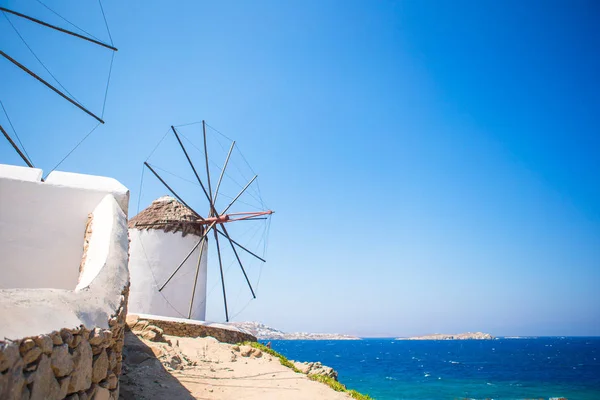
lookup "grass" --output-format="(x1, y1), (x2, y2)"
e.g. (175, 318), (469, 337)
(239, 341), (302, 373)
(239, 341), (374, 400)
(308, 375), (374, 400)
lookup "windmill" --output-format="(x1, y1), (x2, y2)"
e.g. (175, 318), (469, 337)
(0, 3), (116, 171)
(128, 121), (273, 322)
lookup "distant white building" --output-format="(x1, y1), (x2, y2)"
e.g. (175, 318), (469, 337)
(127, 196), (209, 320)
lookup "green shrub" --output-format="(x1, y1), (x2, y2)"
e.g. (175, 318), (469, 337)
(239, 341), (374, 399)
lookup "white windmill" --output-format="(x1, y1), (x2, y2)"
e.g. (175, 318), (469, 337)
(128, 122), (273, 322)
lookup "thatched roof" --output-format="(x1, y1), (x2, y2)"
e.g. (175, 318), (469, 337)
(128, 196), (204, 237)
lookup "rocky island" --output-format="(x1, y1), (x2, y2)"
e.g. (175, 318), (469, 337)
(396, 332), (494, 340)
(231, 322), (361, 340)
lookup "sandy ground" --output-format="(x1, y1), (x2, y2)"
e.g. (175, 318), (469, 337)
(119, 332), (352, 399)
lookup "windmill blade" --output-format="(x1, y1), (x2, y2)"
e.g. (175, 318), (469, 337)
(0, 51), (104, 124)
(202, 121), (215, 216)
(0, 6), (118, 51)
(171, 126), (213, 207)
(216, 228), (266, 263)
(187, 236), (207, 319)
(220, 175), (258, 216)
(220, 224), (256, 298)
(144, 162), (205, 221)
(1, 124), (34, 168)
(158, 221), (217, 291)
(212, 140), (235, 205)
(213, 228), (229, 322)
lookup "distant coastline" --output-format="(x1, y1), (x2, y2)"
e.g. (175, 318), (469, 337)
(231, 322), (361, 340)
(396, 332), (494, 340)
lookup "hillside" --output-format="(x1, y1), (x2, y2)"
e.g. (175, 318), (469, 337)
(396, 332), (494, 340)
(230, 322), (361, 340)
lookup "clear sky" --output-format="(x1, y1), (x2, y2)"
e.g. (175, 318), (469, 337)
(1, 0), (599, 337)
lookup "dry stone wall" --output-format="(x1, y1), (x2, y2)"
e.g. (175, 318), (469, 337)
(127, 315), (256, 344)
(0, 287), (129, 400)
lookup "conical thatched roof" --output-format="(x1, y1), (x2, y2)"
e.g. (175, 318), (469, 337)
(128, 196), (204, 237)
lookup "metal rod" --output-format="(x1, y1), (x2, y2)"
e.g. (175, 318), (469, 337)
(216, 228), (266, 262)
(0, 124), (34, 168)
(213, 140), (235, 205)
(0, 51), (104, 124)
(0, 7), (118, 51)
(228, 217), (268, 221)
(227, 211), (274, 216)
(221, 224), (256, 298)
(144, 162), (205, 221)
(158, 221), (217, 291)
(213, 228), (229, 322)
(220, 175), (257, 216)
(187, 236), (206, 319)
(171, 126), (214, 207)
(202, 120), (214, 216)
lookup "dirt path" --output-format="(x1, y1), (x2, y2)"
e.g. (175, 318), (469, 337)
(119, 332), (352, 399)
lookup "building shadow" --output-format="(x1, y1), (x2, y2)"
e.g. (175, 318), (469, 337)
(119, 332), (195, 399)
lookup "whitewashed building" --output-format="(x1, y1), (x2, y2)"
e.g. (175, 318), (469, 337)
(127, 196), (209, 320)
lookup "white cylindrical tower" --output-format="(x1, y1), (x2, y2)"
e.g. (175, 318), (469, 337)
(128, 196), (208, 320)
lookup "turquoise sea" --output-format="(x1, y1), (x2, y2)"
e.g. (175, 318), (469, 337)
(269, 337), (600, 400)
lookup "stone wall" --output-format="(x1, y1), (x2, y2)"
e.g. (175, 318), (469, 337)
(0, 287), (128, 400)
(126, 314), (256, 344)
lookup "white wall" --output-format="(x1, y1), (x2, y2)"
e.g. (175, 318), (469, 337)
(128, 229), (208, 320)
(0, 164), (129, 290)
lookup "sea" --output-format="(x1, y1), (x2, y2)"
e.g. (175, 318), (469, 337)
(268, 337), (600, 400)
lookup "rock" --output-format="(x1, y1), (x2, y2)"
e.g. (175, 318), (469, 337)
(19, 339), (36, 355)
(0, 342), (20, 373)
(231, 345), (240, 352)
(65, 394), (80, 400)
(92, 345), (103, 356)
(107, 350), (117, 371)
(92, 350), (109, 383)
(140, 330), (160, 342)
(93, 386), (110, 400)
(239, 345), (252, 357)
(2, 357), (25, 400)
(88, 329), (104, 346)
(50, 332), (63, 346)
(34, 335), (53, 355)
(131, 320), (150, 333)
(80, 330), (90, 341)
(251, 348), (262, 358)
(70, 335), (82, 349)
(58, 376), (71, 398)
(168, 355), (183, 370)
(22, 346), (42, 365)
(101, 330), (113, 346)
(68, 339), (92, 393)
(293, 360), (339, 380)
(125, 314), (139, 328)
(51, 344), (74, 377)
(106, 373), (118, 390)
(30, 354), (61, 400)
(60, 330), (74, 347)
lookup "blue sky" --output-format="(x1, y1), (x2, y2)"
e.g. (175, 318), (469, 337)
(1, 0), (598, 336)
